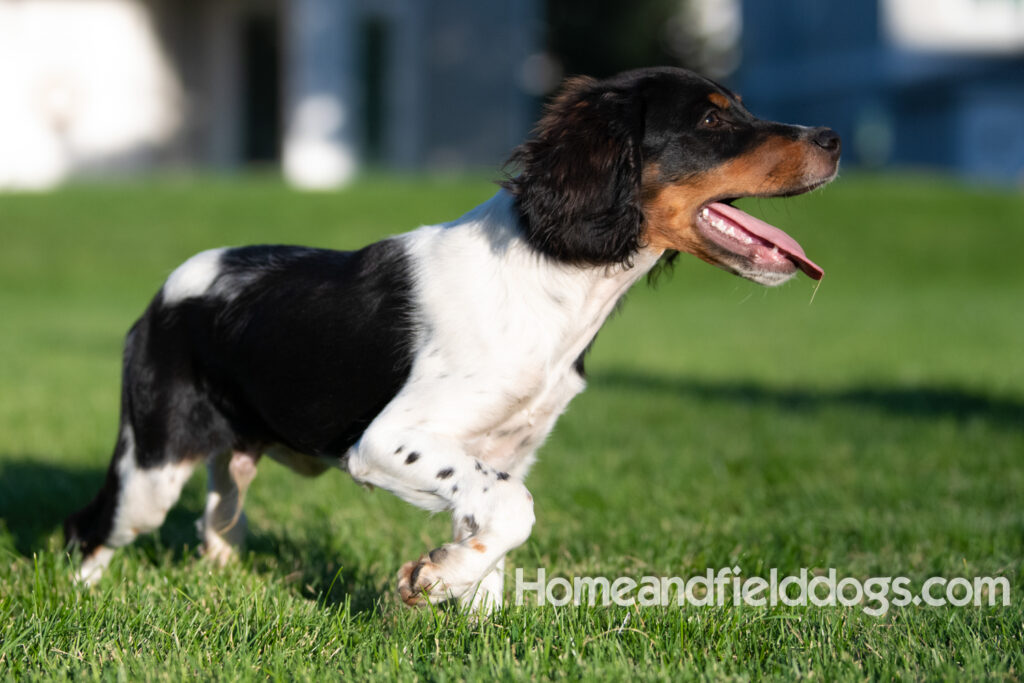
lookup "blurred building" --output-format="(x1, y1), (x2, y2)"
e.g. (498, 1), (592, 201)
(5, 0), (1021, 190)
(738, 0), (1024, 183)
(0, 0), (541, 190)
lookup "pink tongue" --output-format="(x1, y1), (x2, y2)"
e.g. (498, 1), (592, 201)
(709, 202), (824, 280)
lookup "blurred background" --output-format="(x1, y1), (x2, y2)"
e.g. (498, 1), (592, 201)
(0, 0), (1022, 190)
(1, 6), (1023, 675)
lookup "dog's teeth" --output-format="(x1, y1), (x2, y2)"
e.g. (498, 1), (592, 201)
(708, 215), (758, 245)
(701, 208), (710, 218)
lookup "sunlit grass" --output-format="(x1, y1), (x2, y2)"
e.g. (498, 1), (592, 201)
(1, 173), (1021, 679)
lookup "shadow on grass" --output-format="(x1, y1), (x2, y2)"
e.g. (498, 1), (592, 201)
(592, 372), (1024, 430)
(0, 456), (206, 558)
(5, 377), (1014, 611)
(0, 456), (386, 613)
(244, 530), (388, 614)
(0, 457), (104, 555)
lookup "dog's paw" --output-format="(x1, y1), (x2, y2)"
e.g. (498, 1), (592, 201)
(75, 546), (115, 586)
(199, 533), (239, 567)
(397, 554), (451, 606)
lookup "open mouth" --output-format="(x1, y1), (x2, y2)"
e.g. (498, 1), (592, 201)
(694, 201), (824, 281)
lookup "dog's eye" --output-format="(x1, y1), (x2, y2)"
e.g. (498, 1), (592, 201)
(701, 111), (723, 129)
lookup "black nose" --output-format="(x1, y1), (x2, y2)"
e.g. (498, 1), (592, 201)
(811, 127), (841, 154)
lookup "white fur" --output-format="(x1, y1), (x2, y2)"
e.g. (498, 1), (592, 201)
(162, 247), (225, 304)
(108, 430), (195, 548)
(78, 427), (195, 583)
(76, 546), (114, 585)
(347, 191), (663, 608)
(78, 191), (666, 608)
(198, 451), (257, 566)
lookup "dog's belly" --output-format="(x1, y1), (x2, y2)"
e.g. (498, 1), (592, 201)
(265, 445), (333, 477)
(467, 367), (586, 475)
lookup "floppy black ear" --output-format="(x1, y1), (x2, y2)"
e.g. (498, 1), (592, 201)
(502, 77), (646, 265)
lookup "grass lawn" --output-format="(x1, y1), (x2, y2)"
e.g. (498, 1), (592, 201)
(1, 173), (1022, 680)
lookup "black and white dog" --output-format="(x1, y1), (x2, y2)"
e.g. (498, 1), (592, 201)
(65, 67), (839, 611)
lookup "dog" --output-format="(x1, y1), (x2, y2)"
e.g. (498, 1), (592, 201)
(64, 67), (840, 612)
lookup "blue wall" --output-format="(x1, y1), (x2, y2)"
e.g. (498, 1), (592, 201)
(736, 1), (1024, 183)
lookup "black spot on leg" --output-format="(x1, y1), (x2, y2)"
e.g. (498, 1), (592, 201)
(429, 546), (449, 563)
(405, 452), (420, 465)
(496, 471), (510, 481)
(409, 562), (424, 587)
(474, 461), (483, 472)
(436, 467), (454, 480)
(462, 515), (479, 536)
(394, 445), (404, 455)
(451, 484), (458, 493)
(482, 487), (489, 493)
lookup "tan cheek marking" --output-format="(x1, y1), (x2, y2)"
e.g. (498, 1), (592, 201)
(724, 137), (808, 193)
(469, 539), (487, 553)
(643, 183), (710, 253)
(640, 137), (814, 254)
(708, 93), (731, 109)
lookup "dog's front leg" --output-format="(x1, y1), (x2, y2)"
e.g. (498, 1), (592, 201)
(451, 515), (507, 612)
(463, 557), (505, 613)
(347, 427), (534, 611)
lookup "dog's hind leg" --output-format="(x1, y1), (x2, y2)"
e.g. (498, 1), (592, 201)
(197, 450), (259, 566)
(64, 423), (196, 584)
(64, 293), (243, 582)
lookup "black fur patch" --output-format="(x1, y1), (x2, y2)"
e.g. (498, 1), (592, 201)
(64, 239), (418, 550)
(197, 241), (418, 456)
(63, 428), (128, 554)
(502, 76), (646, 266)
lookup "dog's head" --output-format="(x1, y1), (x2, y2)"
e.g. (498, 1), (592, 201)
(503, 67), (840, 286)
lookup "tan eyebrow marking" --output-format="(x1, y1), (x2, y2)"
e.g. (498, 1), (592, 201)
(708, 93), (731, 109)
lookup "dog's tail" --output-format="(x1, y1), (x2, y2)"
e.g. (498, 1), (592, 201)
(63, 322), (141, 557)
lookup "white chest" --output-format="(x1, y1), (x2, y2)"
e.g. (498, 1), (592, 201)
(395, 191), (661, 476)
(468, 363), (586, 474)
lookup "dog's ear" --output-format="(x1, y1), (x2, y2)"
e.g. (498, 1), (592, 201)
(502, 77), (646, 265)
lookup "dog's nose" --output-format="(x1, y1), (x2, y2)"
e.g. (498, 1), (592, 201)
(811, 127), (841, 154)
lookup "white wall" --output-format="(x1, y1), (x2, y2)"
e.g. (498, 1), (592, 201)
(0, 0), (182, 190)
(883, 0), (1024, 53)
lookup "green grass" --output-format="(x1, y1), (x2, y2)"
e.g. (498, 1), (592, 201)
(1, 173), (1022, 680)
